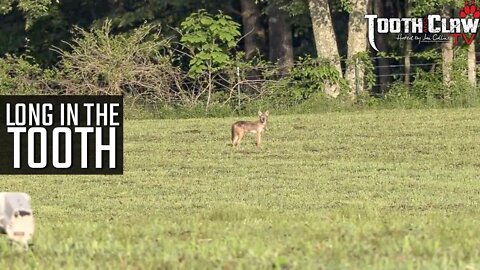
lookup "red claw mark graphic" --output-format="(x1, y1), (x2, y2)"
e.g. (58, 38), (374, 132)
(460, 0), (480, 18)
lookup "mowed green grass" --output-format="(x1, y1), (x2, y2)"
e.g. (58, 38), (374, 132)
(1, 108), (480, 269)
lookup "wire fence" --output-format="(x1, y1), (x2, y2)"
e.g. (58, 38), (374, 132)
(125, 53), (471, 110)
(226, 55), (443, 102)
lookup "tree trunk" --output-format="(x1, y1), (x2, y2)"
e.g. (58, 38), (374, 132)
(308, 0), (342, 97)
(345, 0), (369, 98)
(267, 2), (294, 73)
(468, 41), (476, 87)
(240, 0), (266, 60)
(404, 1), (412, 85)
(372, 0), (390, 95)
(404, 41), (412, 85)
(441, 6), (454, 91)
(441, 38), (454, 88)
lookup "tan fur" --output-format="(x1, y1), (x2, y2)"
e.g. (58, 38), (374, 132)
(231, 111), (269, 148)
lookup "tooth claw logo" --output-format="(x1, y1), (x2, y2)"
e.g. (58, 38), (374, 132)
(460, 0), (480, 18)
(366, 2), (480, 51)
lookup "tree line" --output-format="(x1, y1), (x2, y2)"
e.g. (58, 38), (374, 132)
(0, 0), (478, 114)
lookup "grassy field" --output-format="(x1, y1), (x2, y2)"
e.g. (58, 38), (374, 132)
(1, 108), (480, 269)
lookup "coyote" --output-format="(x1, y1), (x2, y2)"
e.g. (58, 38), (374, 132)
(231, 111), (269, 148)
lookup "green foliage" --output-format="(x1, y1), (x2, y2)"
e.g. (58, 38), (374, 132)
(328, 0), (353, 13)
(281, 0), (309, 16)
(384, 82), (417, 103)
(410, 0), (463, 16)
(54, 20), (182, 100)
(257, 56), (348, 109)
(384, 46), (478, 106)
(290, 56), (345, 97)
(338, 0), (353, 13)
(180, 10), (241, 77)
(413, 49), (441, 61)
(0, 0), (14, 14)
(1, 1), (480, 114)
(448, 46), (478, 103)
(385, 73), (445, 104)
(411, 70), (446, 100)
(0, 0), (55, 29)
(0, 54), (46, 94)
(348, 52), (376, 90)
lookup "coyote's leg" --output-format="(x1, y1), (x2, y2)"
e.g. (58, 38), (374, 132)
(232, 134), (237, 147)
(256, 132), (262, 148)
(232, 128), (244, 148)
(231, 125), (238, 147)
(235, 131), (245, 148)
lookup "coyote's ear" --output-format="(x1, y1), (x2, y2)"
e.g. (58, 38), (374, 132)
(258, 110), (262, 116)
(265, 111), (269, 116)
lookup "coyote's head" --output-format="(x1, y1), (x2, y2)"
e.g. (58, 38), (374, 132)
(258, 111), (269, 124)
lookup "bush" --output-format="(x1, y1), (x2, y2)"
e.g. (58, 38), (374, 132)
(0, 54), (47, 94)
(381, 46), (480, 108)
(53, 20), (184, 103)
(237, 56), (348, 111)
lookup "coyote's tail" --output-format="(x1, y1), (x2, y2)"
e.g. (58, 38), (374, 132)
(231, 124), (235, 143)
